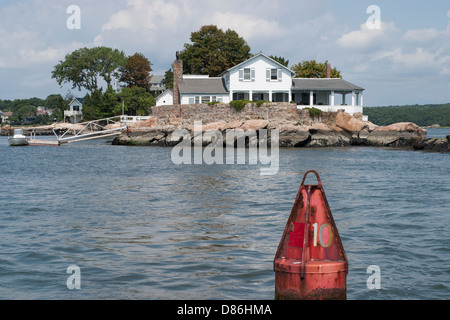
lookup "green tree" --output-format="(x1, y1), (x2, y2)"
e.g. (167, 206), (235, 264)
(45, 94), (67, 121)
(269, 55), (289, 67)
(364, 103), (450, 126)
(52, 46), (127, 93)
(82, 87), (120, 121)
(9, 104), (37, 124)
(291, 60), (342, 78)
(115, 87), (155, 116)
(162, 66), (174, 89)
(180, 25), (251, 76)
(119, 52), (153, 90)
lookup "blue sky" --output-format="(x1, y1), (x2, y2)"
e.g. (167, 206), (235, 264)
(0, 0), (449, 106)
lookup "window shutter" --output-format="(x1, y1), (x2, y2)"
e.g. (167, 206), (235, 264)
(239, 69), (243, 81)
(251, 68), (255, 81)
(266, 69), (270, 81)
(278, 69), (282, 81)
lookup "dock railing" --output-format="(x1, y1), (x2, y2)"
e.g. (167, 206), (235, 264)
(58, 116), (129, 143)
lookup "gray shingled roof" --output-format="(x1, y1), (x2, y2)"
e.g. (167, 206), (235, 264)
(151, 75), (165, 84)
(292, 78), (364, 91)
(178, 78), (228, 94)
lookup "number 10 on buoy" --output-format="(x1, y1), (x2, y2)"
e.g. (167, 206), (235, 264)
(274, 170), (348, 300)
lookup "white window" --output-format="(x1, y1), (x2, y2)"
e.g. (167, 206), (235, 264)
(239, 68), (255, 81)
(244, 68), (251, 80)
(189, 97), (195, 104)
(266, 68), (282, 81)
(271, 68), (278, 80)
(195, 96), (200, 104)
(201, 96), (210, 103)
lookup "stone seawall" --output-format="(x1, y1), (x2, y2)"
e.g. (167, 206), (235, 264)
(113, 102), (427, 148)
(150, 102), (314, 128)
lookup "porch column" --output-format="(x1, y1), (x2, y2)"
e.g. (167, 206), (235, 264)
(289, 90), (292, 103)
(230, 90), (233, 101)
(249, 90), (253, 101)
(269, 90), (273, 102)
(351, 91), (355, 106)
(310, 90), (314, 106)
(360, 92), (364, 106)
(330, 91), (335, 106)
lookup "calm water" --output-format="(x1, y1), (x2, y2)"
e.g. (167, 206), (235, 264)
(0, 129), (449, 300)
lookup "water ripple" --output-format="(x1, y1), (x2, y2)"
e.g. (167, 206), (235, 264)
(0, 135), (449, 300)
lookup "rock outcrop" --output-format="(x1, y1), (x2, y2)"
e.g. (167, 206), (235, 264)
(366, 122), (427, 147)
(413, 134), (450, 153)
(112, 103), (428, 149)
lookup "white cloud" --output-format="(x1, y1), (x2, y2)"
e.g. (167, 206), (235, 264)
(373, 47), (449, 75)
(336, 21), (399, 52)
(402, 28), (440, 44)
(101, 0), (180, 32)
(207, 11), (283, 40)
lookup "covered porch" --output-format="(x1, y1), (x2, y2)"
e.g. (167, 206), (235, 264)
(292, 78), (366, 119)
(231, 90), (290, 102)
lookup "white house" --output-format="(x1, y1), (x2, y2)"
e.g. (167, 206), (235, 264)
(64, 97), (84, 123)
(158, 52), (366, 118)
(222, 53), (294, 103)
(150, 75), (167, 96)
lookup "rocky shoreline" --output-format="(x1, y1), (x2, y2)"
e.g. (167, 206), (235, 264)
(112, 102), (428, 149)
(3, 102), (442, 152)
(413, 134), (450, 153)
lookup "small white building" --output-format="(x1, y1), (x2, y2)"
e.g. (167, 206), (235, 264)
(158, 52), (366, 118)
(64, 97), (84, 123)
(155, 89), (174, 106)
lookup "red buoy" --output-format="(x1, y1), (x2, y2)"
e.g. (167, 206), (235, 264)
(274, 170), (348, 300)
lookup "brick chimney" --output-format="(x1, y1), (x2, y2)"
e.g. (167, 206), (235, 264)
(173, 51), (183, 105)
(326, 63), (331, 78)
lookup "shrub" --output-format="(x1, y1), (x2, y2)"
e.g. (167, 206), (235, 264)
(304, 107), (322, 119)
(230, 100), (252, 111)
(255, 100), (271, 107)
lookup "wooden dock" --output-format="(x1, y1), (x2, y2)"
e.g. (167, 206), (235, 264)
(27, 139), (63, 146)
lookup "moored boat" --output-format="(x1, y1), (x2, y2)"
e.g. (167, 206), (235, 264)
(8, 129), (29, 146)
